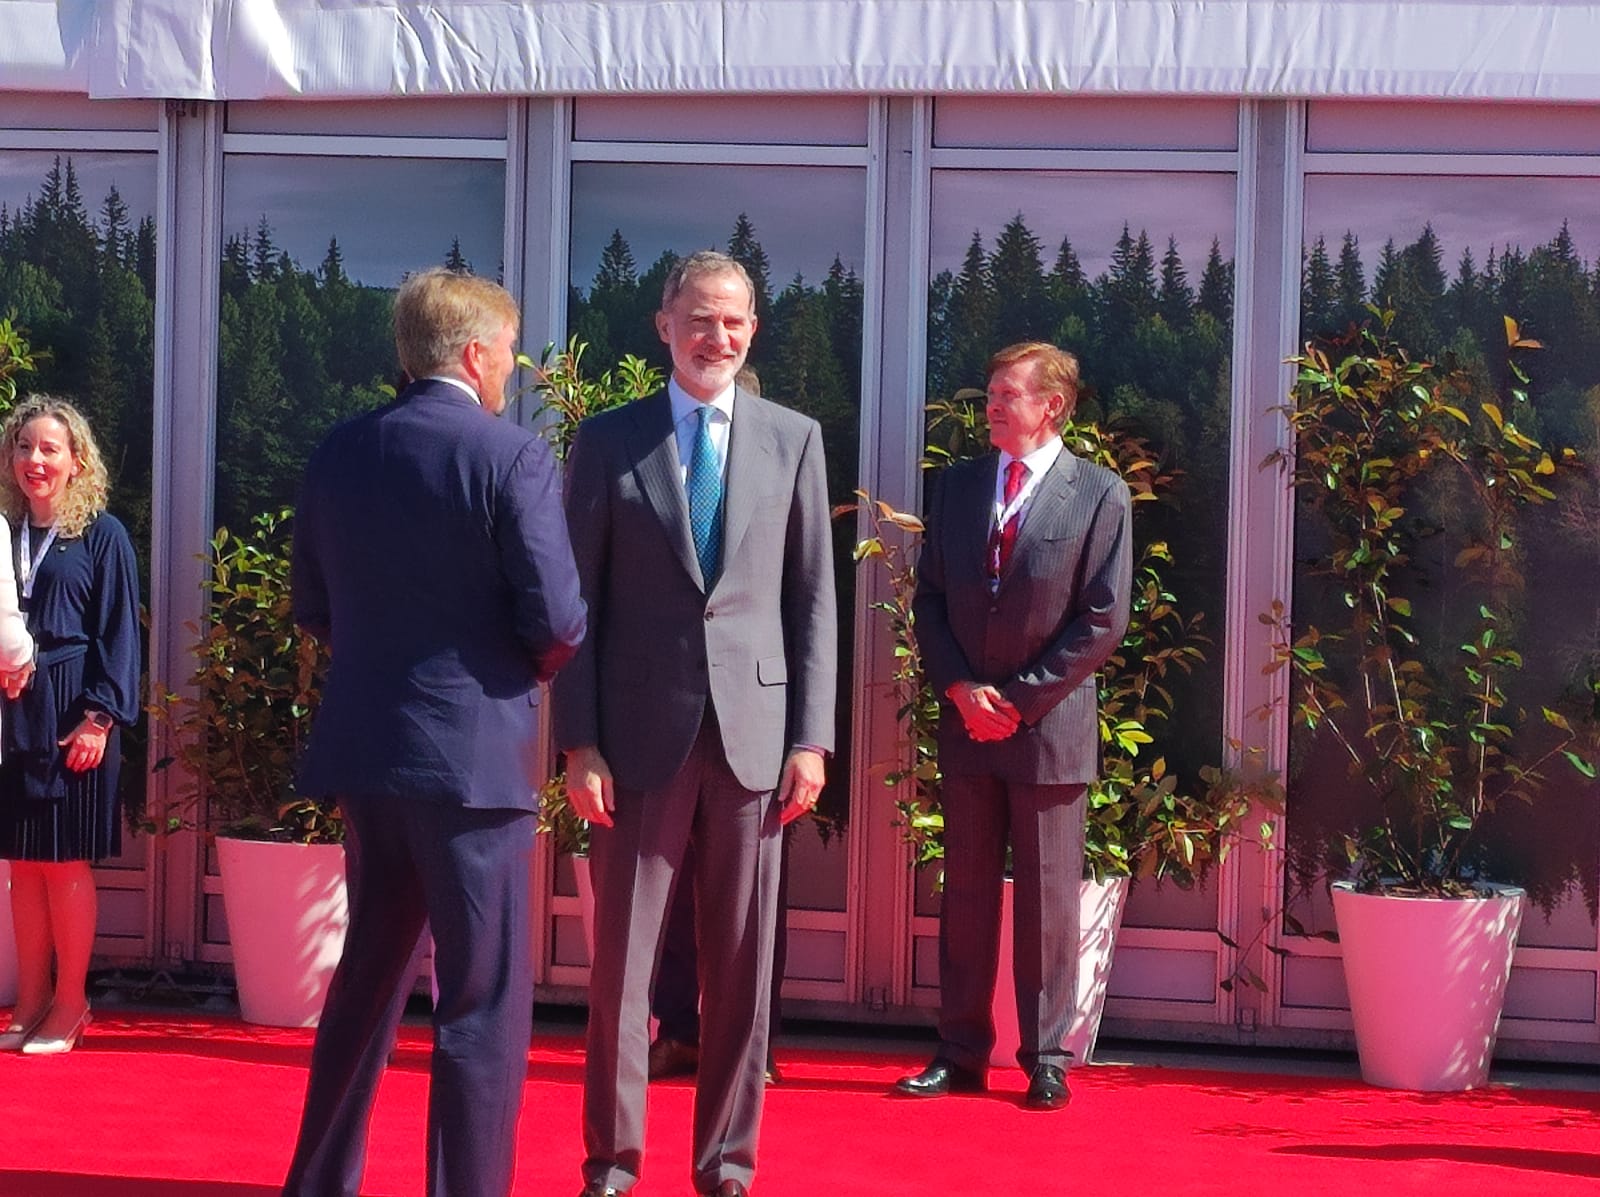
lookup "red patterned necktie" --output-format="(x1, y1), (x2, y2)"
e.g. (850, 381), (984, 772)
(988, 459), (1029, 581)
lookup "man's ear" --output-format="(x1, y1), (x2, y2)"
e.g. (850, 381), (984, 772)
(655, 309), (670, 343)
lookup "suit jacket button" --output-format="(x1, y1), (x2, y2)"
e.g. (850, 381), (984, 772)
(704, 609), (714, 621)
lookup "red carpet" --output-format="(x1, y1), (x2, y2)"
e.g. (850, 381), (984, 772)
(0, 1013), (1595, 1195)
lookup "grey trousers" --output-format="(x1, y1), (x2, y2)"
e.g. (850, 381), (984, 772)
(936, 775), (1087, 1073)
(582, 717), (782, 1194)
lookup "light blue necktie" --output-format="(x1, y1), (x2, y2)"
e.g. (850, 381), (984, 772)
(687, 405), (723, 583)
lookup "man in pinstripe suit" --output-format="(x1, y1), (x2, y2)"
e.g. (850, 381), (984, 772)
(894, 341), (1131, 1111)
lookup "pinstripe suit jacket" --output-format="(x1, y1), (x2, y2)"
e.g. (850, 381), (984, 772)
(912, 447), (1132, 784)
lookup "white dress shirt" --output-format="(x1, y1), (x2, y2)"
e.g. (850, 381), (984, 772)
(426, 374), (481, 406)
(993, 436), (1064, 534)
(669, 378), (735, 486)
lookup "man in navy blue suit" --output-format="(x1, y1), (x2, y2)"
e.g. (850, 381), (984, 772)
(282, 267), (586, 1197)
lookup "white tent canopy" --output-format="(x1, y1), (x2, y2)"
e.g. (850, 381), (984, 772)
(6, 0), (1600, 102)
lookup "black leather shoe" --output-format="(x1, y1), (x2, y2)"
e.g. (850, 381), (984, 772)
(578, 1185), (623, 1197)
(891, 1057), (986, 1097)
(712, 1182), (749, 1197)
(764, 1051), (782, 1085)
(646, 1036), (699, 1081)
(1024, 1063), (1071, 1110)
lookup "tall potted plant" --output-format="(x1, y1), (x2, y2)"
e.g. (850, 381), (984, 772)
(152, 508), (346, 1027)
(1268, 311), (1594, 1090)
(856, 393), (1278, 1065)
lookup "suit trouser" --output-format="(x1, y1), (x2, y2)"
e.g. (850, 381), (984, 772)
(583, 716), (782, 1194)
(651, 827), (792, 1049)
(282, 794), (536, 1197)
(937, 775), (1086, 1074)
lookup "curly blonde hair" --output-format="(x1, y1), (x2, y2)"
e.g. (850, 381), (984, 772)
(0, 396), (110, 538)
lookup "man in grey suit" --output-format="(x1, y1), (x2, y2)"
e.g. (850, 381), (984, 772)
(285, 268), (586, 1196)
(554, 250), (836, 1197)
(893, 340), (1131, 1111)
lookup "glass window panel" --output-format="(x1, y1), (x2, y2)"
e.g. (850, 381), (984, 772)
(1293, 173), (1600, 943)
(935, 97), (1238, 151)
(214, 154), (505, 533)
(1309, 101), (1600, 156)
(925, 169), (1236, 937)
(226, 99), (509, 139)
(0, 150), (157, 851)
(1, 94), (158, 132)
(573, 97), (868, 146)
(567, 161), (867, 914)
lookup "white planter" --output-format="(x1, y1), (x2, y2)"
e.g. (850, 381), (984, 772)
(1332, 880), (1524, 1091)
(217, 837), (348, 1028)
(991, 874), (1131, 1068)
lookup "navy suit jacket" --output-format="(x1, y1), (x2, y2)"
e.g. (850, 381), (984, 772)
(293, 378), (586, 811)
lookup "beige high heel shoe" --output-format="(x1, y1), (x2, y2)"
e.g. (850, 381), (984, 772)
(20, 1004), (90, 1056)
(0, 1010), (47, 1051)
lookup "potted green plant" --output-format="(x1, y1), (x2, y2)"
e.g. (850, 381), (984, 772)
(521, 338), (664, 958)
(1267, 310), (1594, 1090)
(855, 391), (1279, 1065)
(152, 508), (345, 1027)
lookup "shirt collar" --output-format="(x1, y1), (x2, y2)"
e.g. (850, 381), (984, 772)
(668, 377), (736, 426)
(999, 435), (1064, 481)
(425, 374), (481, 406)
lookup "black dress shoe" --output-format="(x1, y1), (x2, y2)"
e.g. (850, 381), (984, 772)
(891, 1057), (986, 1097)
(646, 1036), (699, 1081)
(1024, 1063), (1071, 1110)
(764, 1052), (783, 1085)
(712, 1182), (749, 1197)
(578, 1185), (623, 1197)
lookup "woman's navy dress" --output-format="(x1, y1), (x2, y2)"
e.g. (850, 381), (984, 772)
(0, 513), (141, 862)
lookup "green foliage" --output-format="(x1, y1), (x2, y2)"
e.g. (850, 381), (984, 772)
(522, 339), (665, 856)
(150, 509), (340, 844)
(520, 336), (664, 462)
(861, 392), (1279, 887)
(1270, 309), (1592, 900)
(0, 312), (43, 416)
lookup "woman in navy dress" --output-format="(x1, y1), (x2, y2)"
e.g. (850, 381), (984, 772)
(0, 396), (140, 1055)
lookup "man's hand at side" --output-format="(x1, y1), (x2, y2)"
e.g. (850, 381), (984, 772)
(777, 748), (826, 826)
(565, 745), (616, 828)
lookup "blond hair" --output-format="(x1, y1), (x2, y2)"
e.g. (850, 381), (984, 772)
(988, 341), (1081, 425)
(0, 395), (110, 538)
(393, 267), (520, 380)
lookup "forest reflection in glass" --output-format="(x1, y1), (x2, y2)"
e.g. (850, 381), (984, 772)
(1290, 175), (1600, 944)
(214, 155), (505, 534)
(926, 171), (1237, 903)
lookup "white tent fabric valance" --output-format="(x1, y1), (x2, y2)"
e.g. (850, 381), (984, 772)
(7, 0), (1600, 103)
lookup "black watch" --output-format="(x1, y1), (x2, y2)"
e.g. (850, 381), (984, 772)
(84, 710), (113, 731)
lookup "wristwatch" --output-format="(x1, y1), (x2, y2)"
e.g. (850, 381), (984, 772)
(84, 710), (113, 731)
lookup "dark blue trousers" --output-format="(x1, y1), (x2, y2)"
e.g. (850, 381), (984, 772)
(282, 794), (536, 1197)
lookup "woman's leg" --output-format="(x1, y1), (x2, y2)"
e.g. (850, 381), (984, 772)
(7, 861), (54, 1029)
(34, 859), (95, 1037)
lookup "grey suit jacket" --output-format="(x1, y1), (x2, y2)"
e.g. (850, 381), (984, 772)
(912, 448), (1132, 784)
(553, 387), (837, 794)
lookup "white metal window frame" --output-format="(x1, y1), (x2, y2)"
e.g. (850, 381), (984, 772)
(893, 101), (1256, 1036)
(1270, 106), (1600, 1052)
(543, 100), (891, 1010)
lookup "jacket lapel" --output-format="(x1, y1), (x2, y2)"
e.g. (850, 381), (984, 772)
(718, 388), (774, 579)
(954, 455), (1001, 583)
(627, 391), (705, 589)
(996, 448), (1078, 591)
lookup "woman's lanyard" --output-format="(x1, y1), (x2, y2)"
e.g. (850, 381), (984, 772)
(18, 522), (59, 602)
